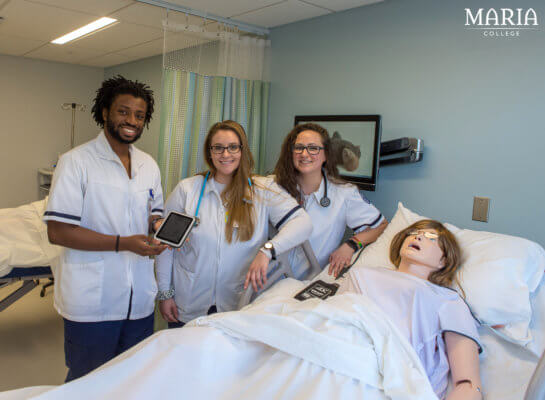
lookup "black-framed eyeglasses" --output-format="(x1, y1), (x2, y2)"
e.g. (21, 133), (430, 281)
(292, 144), (324, 155)
(210, 144), (242, 154)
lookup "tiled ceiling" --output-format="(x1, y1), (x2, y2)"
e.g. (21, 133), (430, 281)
(0, 0), (383, 68)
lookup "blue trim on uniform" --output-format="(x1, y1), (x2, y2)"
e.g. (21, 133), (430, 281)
(44, 211), (81, 221)
(275, 205), (302, 230)
(151, 208), (163, 213)
(351, 213), (383, 232)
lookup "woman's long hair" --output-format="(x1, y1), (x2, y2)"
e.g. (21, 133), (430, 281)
(389, 220), (462, 290)
(202, 120), (255, 243)
(273, 123), (342, 204)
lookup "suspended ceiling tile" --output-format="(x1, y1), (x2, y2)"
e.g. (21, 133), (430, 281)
(302, 0), (383, 12)
(110, 2), (205, 30)
(0, 0), (100, 41)
(24, 42), (104, 64)
(24, 0), (133, 16)
(117, 37), (164, 59)
(234, 0), (330, 28)
(0, 33), (44, 55)
(118, 32), (209, 59)
(65, 21), (163, 53)
(81, 52), (136, 67)
(163, 0), (281, 19)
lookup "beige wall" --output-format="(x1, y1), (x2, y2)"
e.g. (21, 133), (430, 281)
(0, 54), (104, 208)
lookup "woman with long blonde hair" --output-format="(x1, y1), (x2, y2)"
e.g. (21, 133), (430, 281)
(156, 120), (312, 327)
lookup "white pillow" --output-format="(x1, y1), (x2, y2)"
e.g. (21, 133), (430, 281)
(357, 202), (545, 349)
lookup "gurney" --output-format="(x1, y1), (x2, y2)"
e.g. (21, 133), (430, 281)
(0, 267), (53, 312)
(0, 199), (61, 311)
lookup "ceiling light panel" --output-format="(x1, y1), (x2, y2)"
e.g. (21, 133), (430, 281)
(51, 17), (117, 44)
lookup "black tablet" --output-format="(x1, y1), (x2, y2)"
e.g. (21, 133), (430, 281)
(154, 212), (196, 248)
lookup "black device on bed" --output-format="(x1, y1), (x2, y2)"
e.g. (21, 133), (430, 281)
(154, 211), (196, 248)
(294, 280), (340, 301)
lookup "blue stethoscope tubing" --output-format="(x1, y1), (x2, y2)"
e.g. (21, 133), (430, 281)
(194, 171), (253, 226)
(320, 169), (331, 208)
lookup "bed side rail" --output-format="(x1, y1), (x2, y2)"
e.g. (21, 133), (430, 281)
(237, 240), (321, 309)
(525, 350), (545, 400)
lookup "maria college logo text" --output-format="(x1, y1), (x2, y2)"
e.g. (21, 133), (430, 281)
(465, 8), (539, 37)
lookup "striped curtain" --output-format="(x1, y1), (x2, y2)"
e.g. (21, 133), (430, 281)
(158, 69), (270, 196)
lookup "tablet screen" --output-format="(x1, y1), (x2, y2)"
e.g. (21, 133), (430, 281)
(156, 213), (194, 244)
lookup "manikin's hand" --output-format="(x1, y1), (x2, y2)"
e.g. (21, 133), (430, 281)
(244, 251), (271, 292)
(159, 298), (179, 323)
(120, 235), (167, 256)
(328, 243), (354, 277)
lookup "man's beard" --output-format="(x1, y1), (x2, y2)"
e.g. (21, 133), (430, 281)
(106, 118), (143, 144)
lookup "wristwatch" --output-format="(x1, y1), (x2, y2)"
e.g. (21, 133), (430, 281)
(263, 241), (276, 260)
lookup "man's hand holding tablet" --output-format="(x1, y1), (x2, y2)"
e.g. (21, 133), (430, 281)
(154, 212), (196, 248)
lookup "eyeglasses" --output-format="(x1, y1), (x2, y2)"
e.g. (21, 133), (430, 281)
(408, 230), (439, 242)
(293, 144), (324, 155)
(210, 144), (242, 154)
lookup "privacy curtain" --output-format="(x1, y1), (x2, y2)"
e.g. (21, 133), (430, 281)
(158, 21), (271, 196)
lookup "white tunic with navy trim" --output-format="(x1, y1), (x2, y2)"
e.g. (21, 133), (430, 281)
(288, 177), (384, 279)
(339, 266), (482, 399)
(44, 131), (164, 322)
(155, 175), (312, 323)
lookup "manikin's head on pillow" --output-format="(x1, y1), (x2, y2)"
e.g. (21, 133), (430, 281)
(389, 220), (461, 288)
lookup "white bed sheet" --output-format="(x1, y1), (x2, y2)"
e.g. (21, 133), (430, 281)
(0, 199), (60, 277)
(0, 281), (439, 400)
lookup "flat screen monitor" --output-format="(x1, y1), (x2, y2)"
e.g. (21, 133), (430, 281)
(294, 115), (381, 191)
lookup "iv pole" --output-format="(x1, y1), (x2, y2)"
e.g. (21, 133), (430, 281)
(61, 103), (86, 149)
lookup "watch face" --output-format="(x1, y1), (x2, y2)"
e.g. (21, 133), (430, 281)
(265, 242), (273, 250)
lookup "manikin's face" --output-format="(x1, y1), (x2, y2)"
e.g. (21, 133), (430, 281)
(103, 94), (147, 144)
(399, 228), (445, 270)
(292, 130), (326, 176)
(210, 129), (242, 178)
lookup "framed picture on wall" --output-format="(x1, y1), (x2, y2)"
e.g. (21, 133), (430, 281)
(294, 115), (381, 191)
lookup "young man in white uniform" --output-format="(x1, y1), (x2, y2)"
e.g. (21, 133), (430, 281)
(44, 76), (167, 381)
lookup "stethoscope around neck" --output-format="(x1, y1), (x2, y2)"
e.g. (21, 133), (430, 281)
(302, 169), (330, 208)
(193, 171), (253, 226)
(319, 169), (331, 207)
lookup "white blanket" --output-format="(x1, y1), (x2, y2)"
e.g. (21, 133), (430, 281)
(0, 199), (60, 277)
(0, 287), (438, 400)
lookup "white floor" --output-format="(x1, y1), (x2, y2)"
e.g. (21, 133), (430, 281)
(0, 281), (66, 392)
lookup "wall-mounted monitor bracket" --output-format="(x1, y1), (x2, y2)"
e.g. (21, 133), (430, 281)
(379, 137), (423, 166)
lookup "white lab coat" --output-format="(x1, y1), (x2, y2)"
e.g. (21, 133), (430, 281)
(289, 177), (384, 279)
(44, 131), (164, 322)
(155, 175), (312, 322)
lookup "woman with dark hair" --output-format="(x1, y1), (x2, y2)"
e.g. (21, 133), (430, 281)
(273, 123), (388, 279)
(156, 120), (312, 327)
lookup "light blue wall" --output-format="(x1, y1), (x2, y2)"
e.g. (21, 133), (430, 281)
(267, 0), (545, 246)
(105, 55), (163, 160)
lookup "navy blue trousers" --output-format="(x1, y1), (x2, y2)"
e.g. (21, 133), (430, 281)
(63, 313), (154, 382)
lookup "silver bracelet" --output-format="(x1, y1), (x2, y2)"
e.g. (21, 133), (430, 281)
(157, 288), (175, 300)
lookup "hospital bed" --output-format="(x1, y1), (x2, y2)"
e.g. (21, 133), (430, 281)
(237, 203), (545, 400)
(0, 199), (60, 311)
(1, 203), (545, 399)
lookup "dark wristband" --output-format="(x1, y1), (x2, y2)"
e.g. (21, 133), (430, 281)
(115, 235), (120, 252)
(344, 239), (359, 252)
